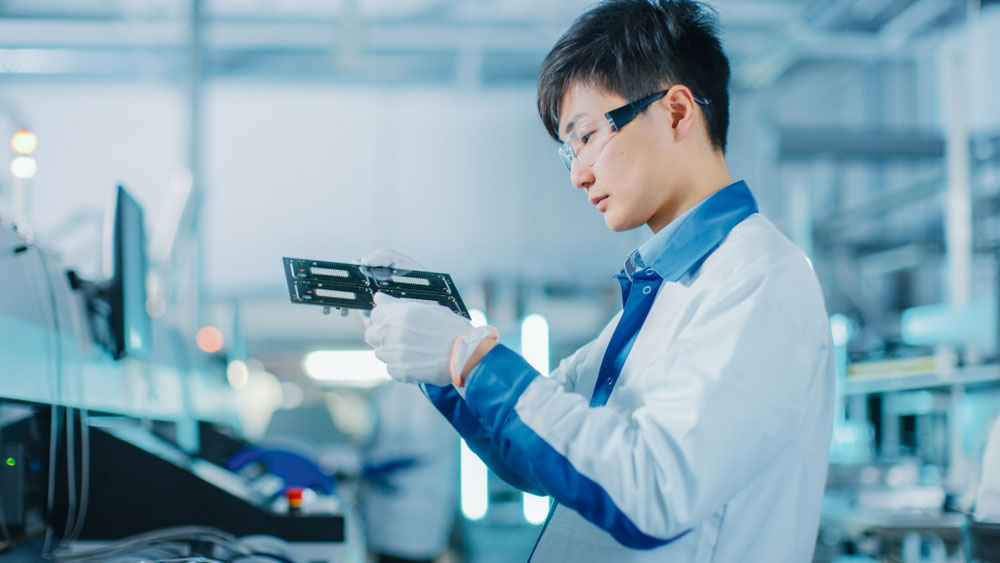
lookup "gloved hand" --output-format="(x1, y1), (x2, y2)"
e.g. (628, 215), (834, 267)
(355, 248), (426, 329)
(359, 248), (425, 271)
(365, 292), (495, 386)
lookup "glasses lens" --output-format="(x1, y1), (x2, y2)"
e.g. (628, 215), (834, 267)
(574, 123), (614, 168)
(558, 143), (574, 171)
(558, 118), (616, 172)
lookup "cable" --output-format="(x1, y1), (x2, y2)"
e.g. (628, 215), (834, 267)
(104, 546), (189, 563)
(62, 407), (77, 541)
(67, 408), (90, 541)
(34, 248), (91, 544)
(0, 408), (11, 547)
(44, 249), (91, 543)
(31, 250), (77, 553)
(53, 526), (251, 562)
(52, 526), (304, 563)
(40, 406), (60, 558)
(138, 558), (225, 563)
(229, 552), (298, 563)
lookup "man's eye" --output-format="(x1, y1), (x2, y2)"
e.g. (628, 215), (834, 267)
(581, 133), (592, 144)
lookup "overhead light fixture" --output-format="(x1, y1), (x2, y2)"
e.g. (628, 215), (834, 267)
(303, 350), (391, 388)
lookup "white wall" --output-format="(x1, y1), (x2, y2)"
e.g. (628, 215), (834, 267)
(201, 83), (644, 296)
(1, 80), (653, 296)
(0, 81), (185, 277)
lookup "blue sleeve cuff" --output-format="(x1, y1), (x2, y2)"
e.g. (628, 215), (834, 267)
(465, 344), (540, 433)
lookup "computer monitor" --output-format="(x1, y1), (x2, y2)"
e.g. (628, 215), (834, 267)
(102, 185), (152, 359)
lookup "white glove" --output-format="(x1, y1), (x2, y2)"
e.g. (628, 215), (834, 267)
(359, 248), (425, 271)
(365, 292), (494, 386)
(355, 248), (426, 329)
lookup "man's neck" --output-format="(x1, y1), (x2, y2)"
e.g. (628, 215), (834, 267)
(648, 151), (732, 233)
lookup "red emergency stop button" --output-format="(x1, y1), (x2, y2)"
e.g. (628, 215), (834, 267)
(286, 487), (304, 509)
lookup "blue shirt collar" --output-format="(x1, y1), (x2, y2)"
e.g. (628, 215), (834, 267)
(620, 180), (758, 283)
(624, 200), (700, 280)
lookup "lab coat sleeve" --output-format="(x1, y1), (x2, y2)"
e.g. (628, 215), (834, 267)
(419, 341), (595, 495)
(422, 383), (546, 495)
(461, 256), (830, 548)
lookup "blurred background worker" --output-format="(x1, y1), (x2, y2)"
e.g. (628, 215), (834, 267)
(362, 382), (458, 563)
(364, 1), (835, 561)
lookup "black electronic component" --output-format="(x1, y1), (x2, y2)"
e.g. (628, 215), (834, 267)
(282, 257), (470, 319)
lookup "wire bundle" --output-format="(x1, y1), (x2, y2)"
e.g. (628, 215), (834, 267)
(52, 525), (300, 563)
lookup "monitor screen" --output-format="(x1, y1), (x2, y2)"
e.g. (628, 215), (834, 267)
(106, 185), (151, 359)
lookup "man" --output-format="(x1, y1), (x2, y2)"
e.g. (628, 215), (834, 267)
(363, 0), (835, 560)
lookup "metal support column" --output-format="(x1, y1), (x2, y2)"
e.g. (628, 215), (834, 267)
(939, 3), (975, 488)
(176, 0), (205, 454)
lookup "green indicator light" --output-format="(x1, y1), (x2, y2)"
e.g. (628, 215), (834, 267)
(5, 457), (13, 467)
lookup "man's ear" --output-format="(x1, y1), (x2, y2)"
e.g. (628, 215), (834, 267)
(662, 85), (697, 139)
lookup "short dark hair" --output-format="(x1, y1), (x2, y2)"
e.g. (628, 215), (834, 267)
(537, 0), (730, 153)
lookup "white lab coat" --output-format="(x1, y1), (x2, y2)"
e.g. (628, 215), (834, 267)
(426, 211), (836, 562)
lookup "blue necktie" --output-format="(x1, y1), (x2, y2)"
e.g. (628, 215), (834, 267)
(590, 269), (662, 407)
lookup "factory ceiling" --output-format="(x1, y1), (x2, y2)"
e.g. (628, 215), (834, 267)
(0, 0), (976, 88)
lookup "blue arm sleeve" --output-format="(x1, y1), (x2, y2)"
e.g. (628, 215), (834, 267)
(422, 382), (547, 496)
(462, 345), (675, 549)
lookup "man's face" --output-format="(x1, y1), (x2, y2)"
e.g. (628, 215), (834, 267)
(558, 82), (680, 233)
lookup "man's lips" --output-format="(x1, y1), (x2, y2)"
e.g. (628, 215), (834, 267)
(590, 194), (610, 213)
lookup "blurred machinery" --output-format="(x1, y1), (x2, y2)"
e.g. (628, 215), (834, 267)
(0, 186), (363, 562)
(811, 45), (1000, 563)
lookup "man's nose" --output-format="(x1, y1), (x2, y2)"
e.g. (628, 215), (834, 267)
(570, 159), (594, 190)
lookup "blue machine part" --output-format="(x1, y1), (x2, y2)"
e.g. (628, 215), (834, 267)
(227, 447), (336, 495)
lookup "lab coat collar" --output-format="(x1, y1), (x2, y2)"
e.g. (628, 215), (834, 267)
(617, 180), (758, 288)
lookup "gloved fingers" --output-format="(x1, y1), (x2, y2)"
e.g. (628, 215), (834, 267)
(364, 323), (383, 348)
(358, 309), (372, 330)
(359, 248), (426, 271)
(369, 292), (402, 325)
(373, 345), (444, 365)
(372, 292), (459, 328)
(382, 363), (447, 384)
(374, 343), (445, 361)
(392, 296), (471, 325)
(368, 321), (438, 350)
(372, 291), (400, 307)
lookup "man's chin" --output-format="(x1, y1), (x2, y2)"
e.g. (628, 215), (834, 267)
(604, 214), (641, 233)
